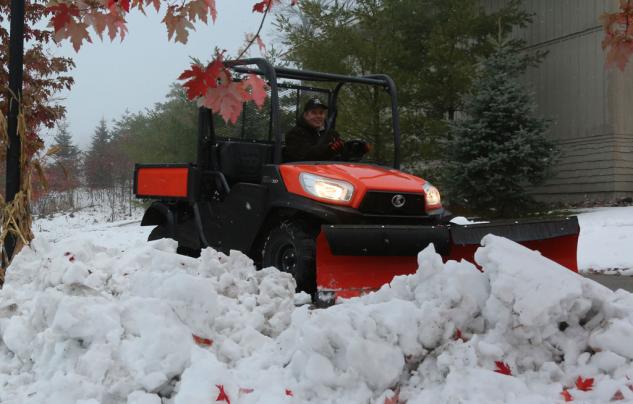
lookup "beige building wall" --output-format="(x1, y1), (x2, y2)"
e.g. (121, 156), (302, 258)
(483, 0), (633, 203)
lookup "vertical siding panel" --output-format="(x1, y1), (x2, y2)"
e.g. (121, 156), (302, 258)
(481, 0), (632, 201)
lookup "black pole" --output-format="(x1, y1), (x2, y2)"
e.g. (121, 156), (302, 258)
(5, 0), (25, 264)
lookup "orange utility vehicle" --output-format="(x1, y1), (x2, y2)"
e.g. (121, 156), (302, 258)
(134, 59), (579, 305)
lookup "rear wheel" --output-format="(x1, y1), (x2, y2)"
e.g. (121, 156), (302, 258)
(262, 221), (317, 295)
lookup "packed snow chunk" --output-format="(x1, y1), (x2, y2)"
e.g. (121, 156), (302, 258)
(476, 235), (590, 329)
(589, 318), (633, 359)
(127, 391), (161, 404)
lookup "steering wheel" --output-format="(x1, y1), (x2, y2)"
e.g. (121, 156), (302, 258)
(341, 139), (369, 162)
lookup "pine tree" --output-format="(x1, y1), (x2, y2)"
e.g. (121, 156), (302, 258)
(443, 37), (557, 217)
(84, 118), (114, 189)
(53, 121), (80, 161)
(46, 120), (81, 206)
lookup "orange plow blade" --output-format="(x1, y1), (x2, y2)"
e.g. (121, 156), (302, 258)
(315, 217), (579, 305)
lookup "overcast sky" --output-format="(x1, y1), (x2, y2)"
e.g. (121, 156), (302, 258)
(47, 2), (279, 150)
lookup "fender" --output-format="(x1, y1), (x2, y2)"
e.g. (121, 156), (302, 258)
(141, 201), (176, 238)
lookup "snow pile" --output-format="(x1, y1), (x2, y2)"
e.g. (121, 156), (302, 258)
(0, 214), (633, 402)
(0, 237), (295, 403)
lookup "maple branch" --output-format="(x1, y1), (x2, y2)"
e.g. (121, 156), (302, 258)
(234, 5), (269, 61)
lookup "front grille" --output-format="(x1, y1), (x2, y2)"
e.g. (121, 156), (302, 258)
(359, 191), (426, 216)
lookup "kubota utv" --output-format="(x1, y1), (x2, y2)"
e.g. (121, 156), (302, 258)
(134, 58), (579, 305)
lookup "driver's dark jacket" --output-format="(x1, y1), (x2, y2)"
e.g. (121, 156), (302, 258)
(284, 118), (340, 162)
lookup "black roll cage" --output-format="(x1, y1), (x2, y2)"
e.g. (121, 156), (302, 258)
(198, 58), (402, 170)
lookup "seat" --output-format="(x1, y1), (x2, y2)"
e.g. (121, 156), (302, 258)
(217, 141), (274, 184)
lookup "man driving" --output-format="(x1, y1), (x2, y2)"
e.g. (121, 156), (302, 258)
(284, 98), (344, 162)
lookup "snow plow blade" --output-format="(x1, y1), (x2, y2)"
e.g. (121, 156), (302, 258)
(315, 217), (579, 304)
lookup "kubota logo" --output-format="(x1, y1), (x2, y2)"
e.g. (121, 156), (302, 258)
(391, 194), (406, 208)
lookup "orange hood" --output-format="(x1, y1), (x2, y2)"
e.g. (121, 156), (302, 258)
(279, 163), (433, 209)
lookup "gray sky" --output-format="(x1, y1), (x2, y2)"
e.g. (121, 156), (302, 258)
(48, 2), (279, 150)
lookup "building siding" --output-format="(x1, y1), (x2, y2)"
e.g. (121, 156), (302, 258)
(482, 0), (633, 202)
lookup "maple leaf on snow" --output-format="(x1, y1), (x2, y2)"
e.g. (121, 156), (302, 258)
(612, 390), (625, 401)
(575, 376), (595, 392)
(242, 74), (268, 108)
(561, 389), (573, 402)
(493, 361), (512, 376)
(192, 334), (213, 346)
(215, 384), (230, 403)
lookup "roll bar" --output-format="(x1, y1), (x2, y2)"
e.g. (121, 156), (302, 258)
(199, 58), (402, 169)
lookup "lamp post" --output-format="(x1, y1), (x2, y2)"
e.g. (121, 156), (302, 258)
(4, 0), (25, 266)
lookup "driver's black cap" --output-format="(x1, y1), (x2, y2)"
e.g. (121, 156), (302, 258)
(303, 98), (328, 112)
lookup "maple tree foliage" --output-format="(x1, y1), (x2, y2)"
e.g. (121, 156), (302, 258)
(0, 0), (74, 142)
(45, 0), (287, 123)
(601, 0), (633, 70)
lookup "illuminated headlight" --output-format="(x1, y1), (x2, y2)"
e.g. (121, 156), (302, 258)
(423, 182), (442, 207)
(299, 173), (354, 202)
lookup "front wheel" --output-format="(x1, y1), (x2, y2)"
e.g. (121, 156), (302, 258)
(261, 221), (317, 294)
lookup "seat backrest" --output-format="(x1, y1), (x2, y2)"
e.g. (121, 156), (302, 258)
(218, 141), (274, 184)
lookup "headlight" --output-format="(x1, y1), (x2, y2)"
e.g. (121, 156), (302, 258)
(299, 173), (354, 202)
(423, 182), (441, 207)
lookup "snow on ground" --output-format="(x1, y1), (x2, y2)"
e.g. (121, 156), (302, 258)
(0, 206), (632, 403)
(578, 206), (633, 274)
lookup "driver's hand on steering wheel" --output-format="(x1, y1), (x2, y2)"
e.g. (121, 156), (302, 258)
(329, 138), (345, 152)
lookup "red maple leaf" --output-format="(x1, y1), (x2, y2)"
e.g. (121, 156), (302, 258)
(561, 389), (573, 402)
(238, 387), (254, 395)
(252, 0), (270, 13)
(612, 390), (624, 401)
(179, 64), (211, 99)
(199, 75), (247, 124)
(494, 361), (512, 376)
(256, 35), (266, 54)
(215, 384), (230, 403)
(575, 376), (594, 392)
(242, 74), (267, 108)
(453, 329), (463, 341)
(48, 3), (80, 32)
(192, 334), (213, 346)
(285, 389), (293, 396)
(107, 0), (131, 12)
(179, 57), (225, 100)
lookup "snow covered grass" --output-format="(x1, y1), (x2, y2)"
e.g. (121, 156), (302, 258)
(578, 207), (633, 274)
(0, 206), (632, 403)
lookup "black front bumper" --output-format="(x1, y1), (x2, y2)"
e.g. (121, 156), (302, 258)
(322, 224), (451, 256)
(321, 216), (580, 257)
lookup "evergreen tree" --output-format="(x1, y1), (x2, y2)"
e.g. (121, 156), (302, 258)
(275, 0), (532, 164)
(50, 121), (81, 190)
(442, 37), (556, 217)
(84, 118), (114, 189)
(53, 121), (80, 161)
